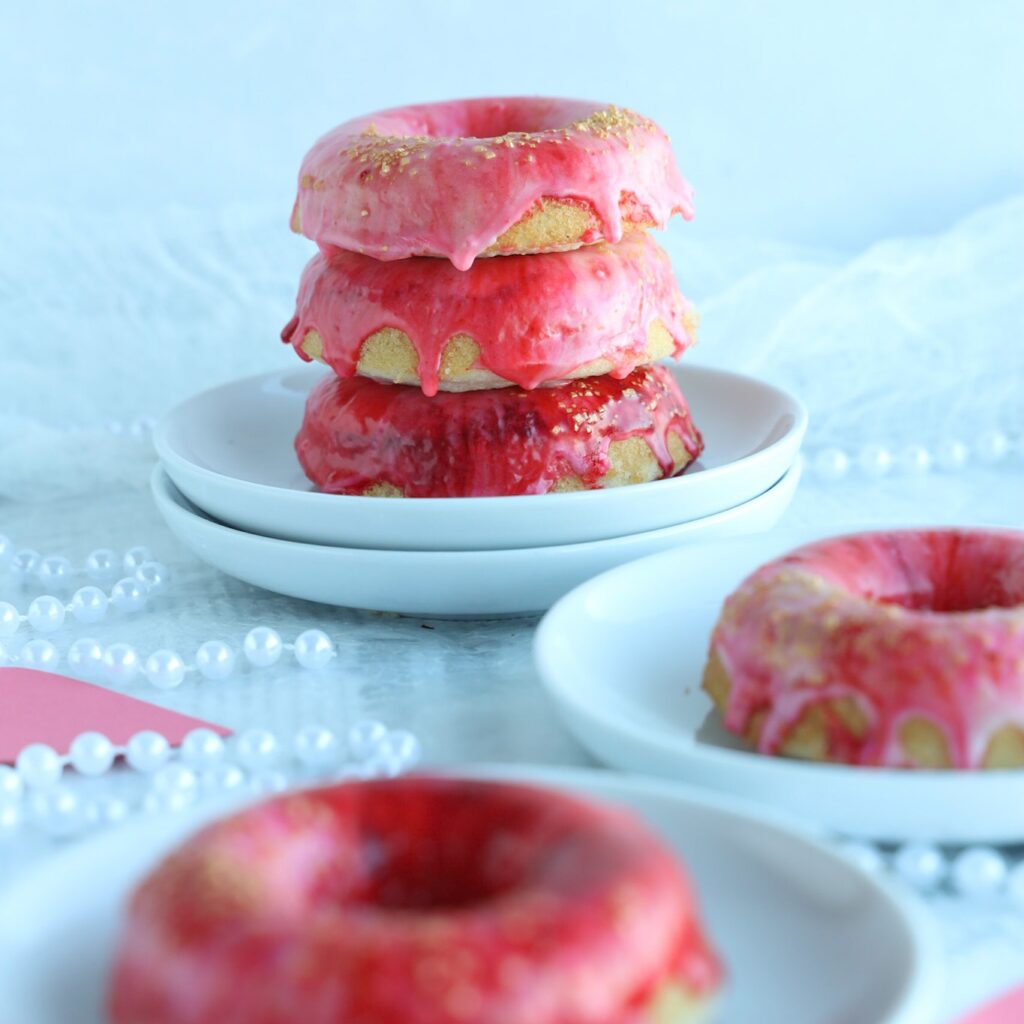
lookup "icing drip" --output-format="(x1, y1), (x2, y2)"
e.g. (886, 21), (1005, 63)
(295, 364), (703, 498)
(708, 529), (1024, 769)
(282, 232), (697, 396)
(292, 97), (694, 270)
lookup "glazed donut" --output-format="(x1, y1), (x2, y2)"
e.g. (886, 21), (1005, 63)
(291, 96), (693, 270)
(295, 363), (703, 498)
(109, 777), (722, 1024)
(703, 528), (1024, 769)
(282, 232), (697, 396)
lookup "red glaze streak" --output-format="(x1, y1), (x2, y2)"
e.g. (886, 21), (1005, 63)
(292, 97), (693, 270)
(281, 232), (696, 396)
(709, 529), (1024, 768)
(109, 777), (722, 1024)
(295, 364), (703, 498)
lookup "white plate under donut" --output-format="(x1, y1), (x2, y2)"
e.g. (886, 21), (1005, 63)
(153, 363), (806, 551)
(151, 463), (799, 617)
(0, 766), (939, 1024)
(534, 533), (1024, 843)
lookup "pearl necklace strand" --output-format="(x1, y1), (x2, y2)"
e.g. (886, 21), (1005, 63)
(0, 720), (421, 840)
(0, 531), (422, 841)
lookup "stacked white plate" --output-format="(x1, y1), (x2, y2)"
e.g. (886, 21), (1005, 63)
(153, 363), (807, 616)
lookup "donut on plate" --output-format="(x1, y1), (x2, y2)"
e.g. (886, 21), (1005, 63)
(108, 777), (722, 1024)
(291, 96), (693, 270)
(282, 232), (698, 396)
(703, 528), (1024, 769)
(295, 363), (703, 498)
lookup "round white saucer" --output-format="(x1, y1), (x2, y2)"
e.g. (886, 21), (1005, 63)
(0, 766), (938, 1024)
(154, 363), (806, 551)
(534, 533), (1024, 842)
(151, 462), (800, 617)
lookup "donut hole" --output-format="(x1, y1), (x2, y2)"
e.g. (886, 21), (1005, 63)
(331, 781), (579, 913)
(816, 530), (1024, 613)
(379, 97), (591, 142)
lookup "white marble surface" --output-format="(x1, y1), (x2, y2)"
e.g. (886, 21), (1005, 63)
(3, 467), (1024, 1019)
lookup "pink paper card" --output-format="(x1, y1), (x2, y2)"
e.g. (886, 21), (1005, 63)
(0, 667), (230, 763)
(956, 986), (1024, 1024)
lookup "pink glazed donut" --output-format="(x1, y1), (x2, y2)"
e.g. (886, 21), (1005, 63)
(703, 529), (1024, 769)
(281, 232), (698, 396)
(291, 96), (693, 270)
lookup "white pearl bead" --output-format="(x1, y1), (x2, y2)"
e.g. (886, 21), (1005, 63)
(951, 846), (1007, 897)
(90, 795), (131, 827)
(202, 763), (246, 793)
(15, 743), (63, 789)
(243, 627), (283, 667)
(975, 430), (1010, 464)
(69, 585), (108, 624)
(122, 546), (153, 573)
(0, 534), (12, 567)
(0, 803), (22, 836)
(195, 640), (236, 680)
(0, 601), (21, 637)
(896, 444), (931, 475)
(68, 731), (116, 776)
(857, 443), (893, 478)
(0, 765), (25, 804)
(143, 649), (186, 690)
(110, 577), (148, 613)
(235, 729), (280, 769)
(26, 595), (65, 633)
(103, 642), (140, 686)
(812, 447), (850, 481)
(134, 561), (170, 595)
(30, 786), (83, 837)
(293, 629), (335, 669)
(293, 725), (339, 768)
(10, 549), (41, 580)
(19, 638), (60, 671)
(67, 637), (105, 679)
(348, 720), (388, 760)
(838, 840), (886, 876)
(381, 729), (421, 767)
(152, 763), (199, 797)
(37, 556), (73, 588)
(129, 416), (156, 439)
(935, 439), (970, 472)
(125, 731), (170, 773)
(893, 842), (946, 891)
(1006, 861), (1024, 906)
(180, 728), (225, 768)
(249, 770), (290, 796)
(84, 548), (118, 581)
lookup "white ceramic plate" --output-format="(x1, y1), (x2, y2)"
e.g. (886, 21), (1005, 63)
(151, 461), (800, 617)
(0, 766), (939, 1024)
(154, 363), (806, 551)
(534, 533), (1024, 842)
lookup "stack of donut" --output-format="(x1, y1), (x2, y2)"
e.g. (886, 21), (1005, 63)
(283, 97), (703, 498)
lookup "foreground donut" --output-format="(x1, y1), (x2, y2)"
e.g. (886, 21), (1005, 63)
(703, 529), (1024, 769)
(282, 232), (697, 395)
(292, 96), (693, 270)
(109, 777), (722, 1024)
(296, 364), (703, 498)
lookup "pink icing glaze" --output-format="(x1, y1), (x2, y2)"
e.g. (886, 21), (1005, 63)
(292, 97), (694, 270)
(295, 364), (703, 498)
(281, 232), (696, 396)
(709, 529), (1024, 768)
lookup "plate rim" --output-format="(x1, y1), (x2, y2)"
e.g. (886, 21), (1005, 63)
(0, 764), (941, 1024)
(152, 461), (802, 562)
(153, 362), (808, 510)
